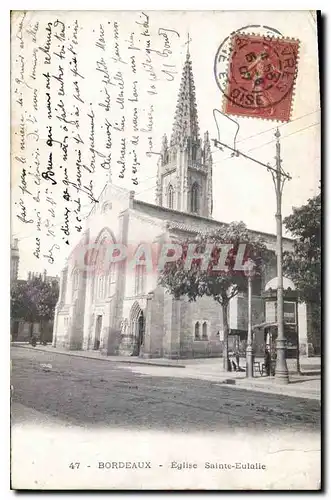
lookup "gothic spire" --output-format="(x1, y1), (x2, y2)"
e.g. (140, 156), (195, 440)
(170, 46), (200, 147)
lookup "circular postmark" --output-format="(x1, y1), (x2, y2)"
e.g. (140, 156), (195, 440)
(214, 25), (299, 112)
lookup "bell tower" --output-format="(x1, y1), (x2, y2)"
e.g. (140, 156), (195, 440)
(155, 47), (213, 218)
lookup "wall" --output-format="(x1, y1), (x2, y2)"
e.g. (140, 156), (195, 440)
(179, 295), (223, 358)
(142, 287), (165, 358)
(11, 320), (54, 343)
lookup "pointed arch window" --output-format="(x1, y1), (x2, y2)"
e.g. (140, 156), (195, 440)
(191, 182), (199, 213)
(202, 321), (208, 340)
(192, 145), (197, 161)
(93, 232), (116, 301)
(72, 269), (79, 299)
(167, 184), (174, 209)
(135, 264), (146, 295)
(194, 321), (200, 340)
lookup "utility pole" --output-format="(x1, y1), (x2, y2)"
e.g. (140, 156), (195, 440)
(244, 259), (256, 378)
(213, 127), (291, 384)
(274, 128), (289, 383)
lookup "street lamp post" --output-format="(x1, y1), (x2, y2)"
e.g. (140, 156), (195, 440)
(244, 259), (256, 378)
(213, 127), (291, 384)
(274, 129), (289, 384)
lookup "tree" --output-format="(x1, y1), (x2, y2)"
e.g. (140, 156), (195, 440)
(283, 191), (321, 336)
(11, 281), (36, 324)
(158, 222), (269, 371)
(11, 278), (59, 338)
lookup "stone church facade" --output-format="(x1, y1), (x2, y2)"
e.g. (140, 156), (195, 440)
(53, 52), (310, 358)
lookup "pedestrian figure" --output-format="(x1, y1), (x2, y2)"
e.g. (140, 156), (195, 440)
(264, 348), (271, 376)
(271, 351), (277, 376)
(235, 350), (240, 371)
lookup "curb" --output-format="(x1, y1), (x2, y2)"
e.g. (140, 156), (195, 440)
(12, 344), (187, 369)
(217, 379), (320, 400)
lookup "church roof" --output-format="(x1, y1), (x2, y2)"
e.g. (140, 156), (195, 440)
(132, 198), (293, 246)
(165, 220), (223, 235)
(170, 51), (200, 147)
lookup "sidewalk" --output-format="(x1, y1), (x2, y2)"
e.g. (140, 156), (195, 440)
(224, 375), (321, 400)
(182, 358), (321, 400)
(12, 342), (321, 370)
(12, 343), (321, 400)
(11, 343), (186, 368)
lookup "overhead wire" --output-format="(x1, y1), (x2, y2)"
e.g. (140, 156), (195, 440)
(135, 119), (320, 197)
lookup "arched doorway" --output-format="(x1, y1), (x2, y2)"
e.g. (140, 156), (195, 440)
(130, 302), (145, 356)
(94, 315), (102, 350)
(137, 311), (144, 354)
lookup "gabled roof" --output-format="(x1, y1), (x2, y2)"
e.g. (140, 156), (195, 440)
(132, 198), (293, 245)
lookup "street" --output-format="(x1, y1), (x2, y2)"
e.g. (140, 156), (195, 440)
(11, 347), (320, 432)
(10, 346), (321, 490)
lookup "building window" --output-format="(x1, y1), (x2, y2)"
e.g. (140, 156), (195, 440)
(94, 236), (116, 301)
(101, 202), (112, 213)
(135, 264), (146, 295)
(194, 321), (200, 340)
(96, 273), (112, 300)
(107, 264), (115, 295)
(167, 184), (174, 209)
(202, 321), (208, 340)
(265, 301), (276, 323)
(266, 301), (296, 326)
(284, 301), (296, 324)
(72, 270), (79, 299)
(96, 276), (101, 299)
(191, 182), (199, 213)
(100, 275), (105, 298)
(194, 321), (209, 341)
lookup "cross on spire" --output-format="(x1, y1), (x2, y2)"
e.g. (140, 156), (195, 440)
(185, 32), (192, 56)
(170, 36), (199, 147)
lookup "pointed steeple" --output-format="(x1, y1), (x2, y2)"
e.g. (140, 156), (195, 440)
(156, 45), (213, 218)
(170, 44), (200, 147)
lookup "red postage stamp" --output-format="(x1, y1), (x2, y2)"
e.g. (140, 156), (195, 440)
(221, 34), (300, 121)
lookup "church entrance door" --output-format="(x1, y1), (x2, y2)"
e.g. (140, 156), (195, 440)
(137, 311), (144, 356)
(94, 315), (102, 350)
(130, 302), (145, 356)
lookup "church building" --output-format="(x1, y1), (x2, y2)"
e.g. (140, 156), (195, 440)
(53, 51), (311, 359)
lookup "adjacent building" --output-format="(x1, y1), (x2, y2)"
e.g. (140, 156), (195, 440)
(11, 267), (59, 343)
(11, 238), (19, 282)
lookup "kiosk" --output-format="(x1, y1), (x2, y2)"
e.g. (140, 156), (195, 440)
(253, 277), (300, 373)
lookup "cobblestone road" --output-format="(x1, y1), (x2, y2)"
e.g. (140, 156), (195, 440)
(11, 347), (320, 433)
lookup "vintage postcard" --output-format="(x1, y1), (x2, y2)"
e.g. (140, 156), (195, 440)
(10, 10), (321, 490)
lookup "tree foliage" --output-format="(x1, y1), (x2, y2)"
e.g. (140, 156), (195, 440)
(283, 191), (321, 306)
(158, 222), (270, 370)
(11, 278), (59, 324)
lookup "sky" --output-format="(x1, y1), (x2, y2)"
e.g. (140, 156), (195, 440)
(11, 10), (320, 279)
